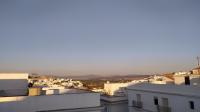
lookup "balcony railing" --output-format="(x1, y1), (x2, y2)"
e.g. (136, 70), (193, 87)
(157, 105), (171, 112)
(132, 100), (143, 108)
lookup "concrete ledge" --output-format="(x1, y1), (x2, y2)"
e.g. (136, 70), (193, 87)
(37, 106), (104, 112)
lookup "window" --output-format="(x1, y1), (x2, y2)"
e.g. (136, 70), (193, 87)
(154, 97), (158, 105)
(162, 98), (169, 106)
(136, 94), (141, 102)
(185, 76), (190, 85)
(189, 101), (194, 110)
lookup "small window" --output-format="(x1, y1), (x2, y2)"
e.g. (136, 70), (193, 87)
(162, 98), (169, 106)
(185, 76), (190, 85)
(154, 97), (158, 105)
(136, 94), (141, 102)
(189, 101), (194, 110)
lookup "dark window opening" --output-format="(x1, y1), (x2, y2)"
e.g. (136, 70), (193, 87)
(185, 76), (190, 85)
(189, 101), (194, 110)
(154, 97), (158, 105)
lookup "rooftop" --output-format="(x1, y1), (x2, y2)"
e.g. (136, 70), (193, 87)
(101, 95), (127, 103)
(42, 88), (92, 94)
(127, 83), (200, 98)
(193, 66), (200, 70)
(0, 73), (29, 79)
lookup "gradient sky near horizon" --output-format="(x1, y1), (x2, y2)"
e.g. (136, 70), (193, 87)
(0, 0), (200, 75)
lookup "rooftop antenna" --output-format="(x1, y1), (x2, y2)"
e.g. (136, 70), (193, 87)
(197, 56), (200, 67)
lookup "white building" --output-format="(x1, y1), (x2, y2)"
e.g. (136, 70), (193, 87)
(101, 95), (128, 112)
(104, 83), (129, 96)
(174, 74), (200, 86)
(104, 80), (147, 96)
(149, 75), (174, 85)
(41, 88), (88, 95)
(0, 90), (103, 112)
(0, 73), (28, 96)
(127, 83), (200, 112)
(0, 73), (104, 112)
(192, 67), (200, 75)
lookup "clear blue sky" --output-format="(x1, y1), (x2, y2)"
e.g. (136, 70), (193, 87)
(0, 0), (200, 75)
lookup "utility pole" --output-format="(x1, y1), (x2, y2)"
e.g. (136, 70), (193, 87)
(197, 56), (200, 75)
(197, 56), (200, 67)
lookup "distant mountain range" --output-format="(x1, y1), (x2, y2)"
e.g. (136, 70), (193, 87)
(67, 74), (150, 80)
(30, 73), (151, 80)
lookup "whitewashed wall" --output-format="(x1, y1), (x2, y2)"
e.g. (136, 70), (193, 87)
(104, 83), (128, 96)
(128, 90), (200, 112)
(102, 101), (128, 112)
(174, 75), (200, 86)
(174, 76), (185, 85)
(0, 73), (28, 96)
(0, 93), (101, 112)
(42, 89), (88, 95)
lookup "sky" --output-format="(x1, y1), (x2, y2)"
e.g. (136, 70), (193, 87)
(0, 0), (200, 76)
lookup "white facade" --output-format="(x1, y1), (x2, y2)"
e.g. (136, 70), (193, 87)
(0, 73), (103, 112)
(41, 88), (88, 95)
(192, 67), (200, 75)
(104, 80), (147, 96)
(0, 92), (103, 112)
(104, 83), (129, 96)
(101, 95), (128, 112)
(127, 83), (200, 112)
(174, 74), (200, 86)
(0, 73), (28, 96)
(149, 75), (174, 85)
